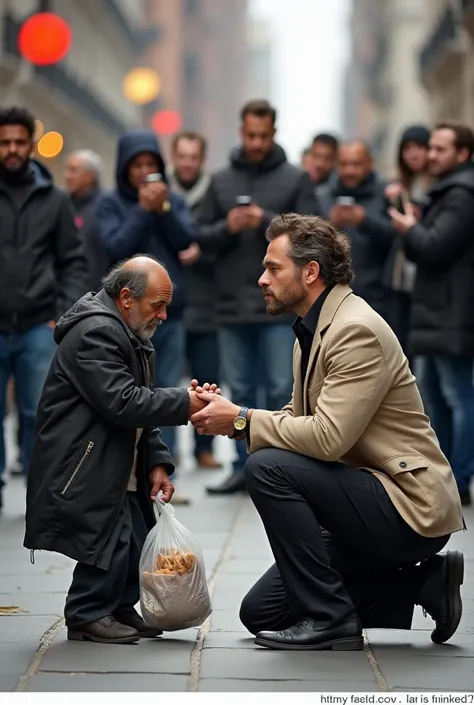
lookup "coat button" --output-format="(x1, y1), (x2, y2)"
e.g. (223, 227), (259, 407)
(399, 461), (407, 469)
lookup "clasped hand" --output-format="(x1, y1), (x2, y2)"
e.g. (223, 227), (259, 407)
(188, 379), (240, 436)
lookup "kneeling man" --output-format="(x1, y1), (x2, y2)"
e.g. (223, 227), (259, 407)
(191, 214), (465, 651)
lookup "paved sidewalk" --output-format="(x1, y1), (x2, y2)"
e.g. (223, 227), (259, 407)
(1, 426), (473, 693)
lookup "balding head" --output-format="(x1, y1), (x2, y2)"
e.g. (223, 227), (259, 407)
(338, 140), (373, 189)
(103, 255), (173, 341)
(64, 149), (102, 197)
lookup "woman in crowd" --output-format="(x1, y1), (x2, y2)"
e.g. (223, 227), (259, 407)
(385, 125), (431, 357)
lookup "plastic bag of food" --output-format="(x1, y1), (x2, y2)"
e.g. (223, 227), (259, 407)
(139, 496), (212, 631)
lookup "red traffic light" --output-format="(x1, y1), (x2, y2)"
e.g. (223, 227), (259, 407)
(18, 13), (72, 66)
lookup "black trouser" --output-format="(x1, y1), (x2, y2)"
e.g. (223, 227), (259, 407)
(65, 493), (148, 628)
(240, 449), (449, 635)
(187, 330), (220, 457)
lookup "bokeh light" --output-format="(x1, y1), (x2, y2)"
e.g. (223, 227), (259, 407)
(37, 131), (64, 158)
(123, 68), (161, 105)
(151, 110), (182, 136)
(18, 13), (72, 66)
(34, 120), (44, 141)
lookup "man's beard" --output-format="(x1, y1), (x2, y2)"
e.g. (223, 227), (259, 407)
(0, 156), (31, 183)
(128, 310), (161, 341)
(263, 277), (307, 316)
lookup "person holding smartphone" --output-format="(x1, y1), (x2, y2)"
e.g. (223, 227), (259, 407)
(196, 100), (319, 495)
(96, 129), (196, 503)
(315, 140), (396, 321)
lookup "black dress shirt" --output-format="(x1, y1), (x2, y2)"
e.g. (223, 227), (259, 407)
(292, 287), (333, 387)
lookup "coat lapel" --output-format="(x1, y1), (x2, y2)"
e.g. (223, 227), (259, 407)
(301, 285), (353, 414)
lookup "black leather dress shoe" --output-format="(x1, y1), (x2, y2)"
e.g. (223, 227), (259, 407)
(419, 550), (464, 644)
(254, 615), (363, 651)
(206, 473), (247, 495)
(67, 615), (140, 644)
(115, 610), (162, 638)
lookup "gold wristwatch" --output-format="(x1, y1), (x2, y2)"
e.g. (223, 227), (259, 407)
(232, 407), (249, 436)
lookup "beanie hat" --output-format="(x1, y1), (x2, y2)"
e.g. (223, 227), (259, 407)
(399, 125), (430, 148)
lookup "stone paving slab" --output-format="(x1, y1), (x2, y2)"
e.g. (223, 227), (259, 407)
(1, 423), (474, 692)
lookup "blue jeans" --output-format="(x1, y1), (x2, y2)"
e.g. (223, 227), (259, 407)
(0, 323), (56, 487)
(415, 355), (474, 494)
(218, 322), (294, 473)
(187, 330), (220, 457)
(151, 318), (186, 458)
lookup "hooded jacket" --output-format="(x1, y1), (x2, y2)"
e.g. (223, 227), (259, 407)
(196, 144), (319, 324)
(96, 129), (196, 318)
(404, 163), (474, 357)
(24, 289), (191, 569)
(316, 172), (396, 319)
(0, 159), (88, 333)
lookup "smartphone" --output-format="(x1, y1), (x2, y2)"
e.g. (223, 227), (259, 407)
(335, 196), (355, 207)
(236, 195), (252, 206)
(145, 173), (163, 183)
(390, 192), (411, 214)
(144, 173), (170, 211)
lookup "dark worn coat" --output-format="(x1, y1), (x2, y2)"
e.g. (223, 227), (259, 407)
(24, 290), (190, 569)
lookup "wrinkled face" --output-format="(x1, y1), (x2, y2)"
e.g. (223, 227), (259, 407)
(240, 114), (275, 163)
(172, 137), (204, 184)
(428, 129), (468, 177)
(64, 155), (95, 196)
(0, 124), (32, 172)
(120, 272), (173, 341)
(258, 235), (308, 316)
(311, 141), (337, 182)
(128, 152), (160, 189)
(401, 141), (428, 174)
(338, 144), (372, 189)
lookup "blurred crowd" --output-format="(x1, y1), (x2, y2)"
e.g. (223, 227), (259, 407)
(1, 99), (474, 512)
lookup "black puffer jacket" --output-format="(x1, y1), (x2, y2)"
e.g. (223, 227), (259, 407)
(404, 163), (474, 357)
(316, 172), (396, 319)
(0, 160), (88, 333)
(196, 144), (318, 324)
(24, 290), (190, 569)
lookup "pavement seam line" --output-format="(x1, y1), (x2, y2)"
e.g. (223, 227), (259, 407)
(188, 499), (247, 693)
(363, 630), (389, 691)
(14, 616), (65, 692)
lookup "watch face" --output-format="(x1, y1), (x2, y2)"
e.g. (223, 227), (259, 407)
(234, 416), (247, 431)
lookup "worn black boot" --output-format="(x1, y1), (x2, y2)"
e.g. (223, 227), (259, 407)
(115, 610), (162, 638)
(418, 550), (464, 644)
(254, 615), (363, 651)
(67, 615), (140, 644)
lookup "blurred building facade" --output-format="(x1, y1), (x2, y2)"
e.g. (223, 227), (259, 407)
(418, 0), (474, 126)
(245, 18), (274, 102)
(145, 0), (249, 170)
(343, 0), (431, 177)
(0, 0), (149, 186)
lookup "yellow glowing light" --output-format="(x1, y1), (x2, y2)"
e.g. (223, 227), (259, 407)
(34, 119), (44, 140)
(123, 67), (161, 105)
(37, 131), (64, 158)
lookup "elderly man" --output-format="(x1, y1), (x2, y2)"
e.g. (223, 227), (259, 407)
(191, 214), (464, 651)
(24, 256), (215, 645)
(65, 149), (108, 291)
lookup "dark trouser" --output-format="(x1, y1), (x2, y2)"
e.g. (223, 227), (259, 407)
(415, 355), (474, 494)
(240, 449), (449, 636)
(151, 318), (186, 458)
(0, 324), (56, 487)
(65, 493), (148, 627)
(218, 323), (294, 474)
(187, 330), (220, 457)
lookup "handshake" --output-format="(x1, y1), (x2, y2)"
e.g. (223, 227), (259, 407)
(187, 379), (243, 438)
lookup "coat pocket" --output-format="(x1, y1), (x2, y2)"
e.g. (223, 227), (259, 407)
(379, 453), (428, 478)
(60, 440), (95, 497)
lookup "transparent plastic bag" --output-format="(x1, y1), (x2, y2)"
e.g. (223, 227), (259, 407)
(139, 496), (212, 631)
